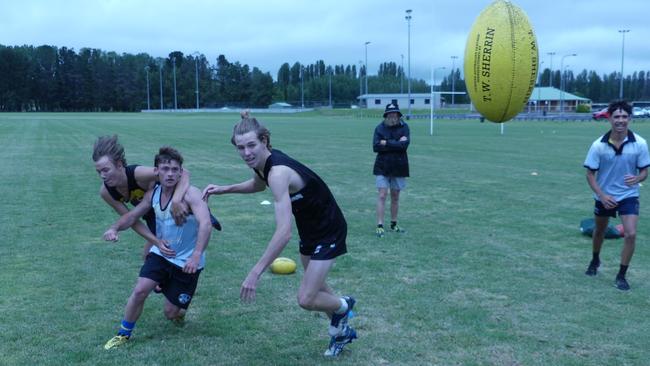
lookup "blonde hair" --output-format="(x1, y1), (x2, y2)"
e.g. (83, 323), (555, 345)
(231, 110), (272, 149)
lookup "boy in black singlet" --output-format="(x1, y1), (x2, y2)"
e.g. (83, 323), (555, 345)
(202, 113), (357, 357)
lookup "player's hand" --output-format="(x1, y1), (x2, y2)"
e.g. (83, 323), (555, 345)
(624, 174), (639, 186)
(399, 136), (408, 142)
(240, 271), (259, 303)
(202, 184), (224, 201)
(171, 199), (189, 226)
(380, 139), (387, 146)
(103, 228), (119, 242)
(599, 194), (618, 209)
(183, 254), (200, 273)
(157, 240), (176, 257)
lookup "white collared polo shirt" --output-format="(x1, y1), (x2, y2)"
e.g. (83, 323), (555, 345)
(584, 130), (650, 201)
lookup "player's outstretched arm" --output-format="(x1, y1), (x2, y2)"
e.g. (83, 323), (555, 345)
(240, 167), (293, 303)
(99, 185), (158, 243)
(183, 187), (212, 274)
(202, 176), (266, 200)
(103, 190), (156, 243)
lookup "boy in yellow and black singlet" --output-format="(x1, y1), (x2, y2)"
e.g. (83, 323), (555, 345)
(103, 164), (157, 235)
(93, 135), (222, 259)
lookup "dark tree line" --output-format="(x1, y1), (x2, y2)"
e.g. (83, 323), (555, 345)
(537, 68), (650, 104)
(0, 45), (433, 111)
(0, 45), (275, 111)
(2, 44), (649, 112)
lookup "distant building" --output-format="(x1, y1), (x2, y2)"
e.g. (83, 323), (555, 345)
(526, 87), (591, 112)
(358, 93), (444, 110)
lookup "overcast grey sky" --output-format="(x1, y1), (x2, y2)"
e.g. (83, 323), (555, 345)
(1, 0), (648, 81)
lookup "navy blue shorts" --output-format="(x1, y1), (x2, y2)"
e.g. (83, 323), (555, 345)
(594, 196), (639, 217)
(299, 227), (347, 260)
(140, 253), (202, 309)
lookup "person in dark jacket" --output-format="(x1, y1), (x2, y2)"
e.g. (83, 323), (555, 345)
(373, 103), (410, 237)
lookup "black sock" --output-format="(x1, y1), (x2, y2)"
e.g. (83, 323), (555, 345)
(390, 221), (397, 229)
(377, 224), (383, 228)
(618, 264), (629, 278)
(592, 252), (600, 264)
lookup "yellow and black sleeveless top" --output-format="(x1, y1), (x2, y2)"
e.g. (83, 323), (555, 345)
(104, 165), (147, 206)
(104, 164), (156, 233)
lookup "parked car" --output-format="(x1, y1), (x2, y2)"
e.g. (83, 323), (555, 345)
(643, 107), (650, 117)
(633, 107), (645, 118)
(592, 108), (609, 120)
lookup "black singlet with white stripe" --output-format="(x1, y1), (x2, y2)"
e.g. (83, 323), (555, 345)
(255, 149), (347, 246)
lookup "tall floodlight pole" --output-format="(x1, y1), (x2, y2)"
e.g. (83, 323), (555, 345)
(158, 60), (163, 110)
(300, 65), (304, 109)
(618, 29), (630, 99)
(364, 41), (371, 95)
(546, 52), (556, 87)
(430, 65), (434, 135)
(144, 66), (150, 110)
(559, 53), (576, 115)
(172, 57), (177, 110)
(450, 56), (458, 106)
(405, 9), (412, 117)
(358, 60), (363, 106)
(192, 52), (200, 110)
(328, 68), (332, 107)
(400, 54), (404, 94)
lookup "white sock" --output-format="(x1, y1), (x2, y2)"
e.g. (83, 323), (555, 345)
(335, 298), (348, 315)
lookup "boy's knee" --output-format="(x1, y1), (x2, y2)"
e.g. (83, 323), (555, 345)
(297, 292), (315, 310)
(131, 287), (151, 302)
(164, 307), (181, 319)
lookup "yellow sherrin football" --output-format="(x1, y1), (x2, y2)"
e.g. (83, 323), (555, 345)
(270, 257), (297, 274)
(464, 0), (538, 123)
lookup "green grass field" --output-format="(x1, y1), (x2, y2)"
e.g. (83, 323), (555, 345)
(2, 111), (650, 365)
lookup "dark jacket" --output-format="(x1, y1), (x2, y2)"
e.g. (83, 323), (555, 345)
(373, 120), (410, 177)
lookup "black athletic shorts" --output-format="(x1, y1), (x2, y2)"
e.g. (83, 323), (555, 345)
(140, 253), (202, 309)
(299, 229), (347, 260)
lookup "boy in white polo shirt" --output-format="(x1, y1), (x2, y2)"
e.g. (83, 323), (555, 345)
(584, 100), (650, 290)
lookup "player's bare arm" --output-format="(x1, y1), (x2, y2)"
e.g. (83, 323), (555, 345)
(99, 184), (157, 242)
(240, 167), (293, 303)
(183, 187), (212, 274)
(202, 175), (267, 200)
(103, 190), (173, 256)
(586, 169), (617, 209)
(624, 167), (648, 186)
